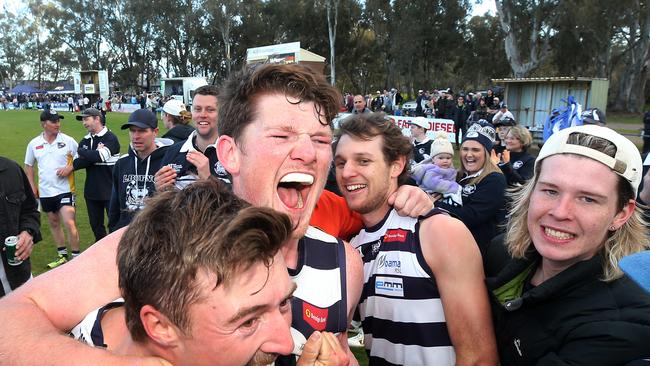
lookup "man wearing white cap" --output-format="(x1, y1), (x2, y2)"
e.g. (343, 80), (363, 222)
(160, 99), (194, 143)
(409, 116), (433, 164)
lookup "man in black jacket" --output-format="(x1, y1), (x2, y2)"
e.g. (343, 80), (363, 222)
(108, 109), (169, 232)
(73, 108), (121, 243)
(0, 156), (41, 297)
(452, 95), (470, 146)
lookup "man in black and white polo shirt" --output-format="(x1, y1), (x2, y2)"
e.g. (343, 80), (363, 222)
(24, 110), (80, 268)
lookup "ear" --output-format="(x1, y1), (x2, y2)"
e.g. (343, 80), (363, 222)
(140, 305), (181, 347)
(153, 128), (159, 137)
(390, 155), (407, 179)
(610, 199), (636, 230)
(216, 135), (240, 175)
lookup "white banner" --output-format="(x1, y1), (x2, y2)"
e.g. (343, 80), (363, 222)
(333, 113), (457, 142)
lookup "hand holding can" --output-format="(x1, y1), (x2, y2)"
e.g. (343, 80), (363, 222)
(4, 236), (23, 266)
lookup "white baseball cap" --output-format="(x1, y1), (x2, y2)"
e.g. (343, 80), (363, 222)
(409, 117), (430, 130)
(536, 124), (642, 195)
(162, 99), (186, 116)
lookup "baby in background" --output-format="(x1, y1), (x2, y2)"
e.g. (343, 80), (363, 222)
(411, 132), (463, 205)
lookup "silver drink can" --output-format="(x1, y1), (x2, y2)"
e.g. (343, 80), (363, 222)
(4, 236), (23, 266)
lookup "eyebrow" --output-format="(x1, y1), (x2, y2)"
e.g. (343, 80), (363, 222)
(537, 181), (609, 200)
(225, 282), (297, 326)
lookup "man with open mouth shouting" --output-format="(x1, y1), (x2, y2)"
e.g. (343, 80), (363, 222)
(216, 64), (363, 365)
(0, 64), (360, 366)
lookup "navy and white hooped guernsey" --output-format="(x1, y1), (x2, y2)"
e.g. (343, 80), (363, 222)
(276, 226), (348, 366)
(351, 208), (455, 366)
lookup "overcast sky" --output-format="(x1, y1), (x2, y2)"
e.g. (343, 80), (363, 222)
(1, 0), (496, 17)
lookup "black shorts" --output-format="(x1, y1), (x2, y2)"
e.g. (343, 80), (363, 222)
(41, 192), (75, 213)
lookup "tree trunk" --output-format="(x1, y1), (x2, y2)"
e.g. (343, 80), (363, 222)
(610, 2), (650, 113)
(326, 0), (339, 86)
(495, 0), (552, 78)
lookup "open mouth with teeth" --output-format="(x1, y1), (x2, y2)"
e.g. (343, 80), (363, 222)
(277, 173), (314, 210)
(345, 184), (367, 192)
(543, 227), (575, 241)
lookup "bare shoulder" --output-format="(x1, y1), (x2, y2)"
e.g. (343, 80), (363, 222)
(419, 213), (482, 271)
(341, 240), (363, 311)
(342, 240), (363, 283)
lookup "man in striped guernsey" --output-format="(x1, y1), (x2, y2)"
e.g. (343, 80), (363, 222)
(216, 64), (363, 365)
(334, 112), (498, 366)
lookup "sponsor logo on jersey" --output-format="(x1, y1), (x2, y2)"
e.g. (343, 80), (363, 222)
(375, 276), (404, 297)
(372, 241), (381, 255)
(303, 302), (328, 331)
(376, 253), (401, 273)
(383, 229), (408, 243)
(35, 144), (44, 150)
(462, 184), (476, 195)
(167, 163), (183, 174)
(513, 160), (523, 169)
(57, 142), (66, 149)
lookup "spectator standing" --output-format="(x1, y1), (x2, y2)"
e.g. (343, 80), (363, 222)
(371, 91), (384, 112)
(492, 117), (516, 155)
(108, 109), (169, 232)
(161, 99), (195, 143)
(154, 85), (230, 190)
(474, 98), (489, 122)
(67, 95), (74, 112)
(345, 92), (354, 112)
(452, 95), (470, 147)
(0, 156), (41, 297)
(73, 108), (121, 243)
(492, 125), (535, 186)
(382, 89), (393, 114)
(441, 91), (455, 120)
(484, 88), (495, 108)
(409, 117), (433, 164)
(352, 94), (370, 114)
(466, 93), (476, 112)
(24, 110), (80, 268)
(415, 90), (426, 117)
(492, 103), (514, 124)
(391, 88), (403, 111)
(435, 123), (506, 256)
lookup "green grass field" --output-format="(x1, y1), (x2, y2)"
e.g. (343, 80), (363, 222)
(1, 109), (134, 275)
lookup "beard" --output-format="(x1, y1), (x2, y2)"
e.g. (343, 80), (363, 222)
(245, 351), (278, 366)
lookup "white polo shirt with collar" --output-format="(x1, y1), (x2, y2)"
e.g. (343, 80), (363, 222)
(25, 132), (78, 198)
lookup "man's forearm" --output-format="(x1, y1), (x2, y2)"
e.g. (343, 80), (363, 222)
(0, 297), (166, 365)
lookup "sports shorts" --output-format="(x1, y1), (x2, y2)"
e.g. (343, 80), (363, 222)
(40, 192), (75, 213)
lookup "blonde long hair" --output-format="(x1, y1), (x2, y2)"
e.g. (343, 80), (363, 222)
(506, 133), (650, 281)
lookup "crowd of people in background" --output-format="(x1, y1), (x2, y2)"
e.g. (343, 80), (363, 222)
(0, 91), (178, 115)
(1, 64), (650, 365)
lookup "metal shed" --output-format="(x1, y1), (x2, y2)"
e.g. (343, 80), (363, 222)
(491, 77), (609, 127)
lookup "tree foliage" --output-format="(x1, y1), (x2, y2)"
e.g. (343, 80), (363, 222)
(0, 0), (648, 111)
